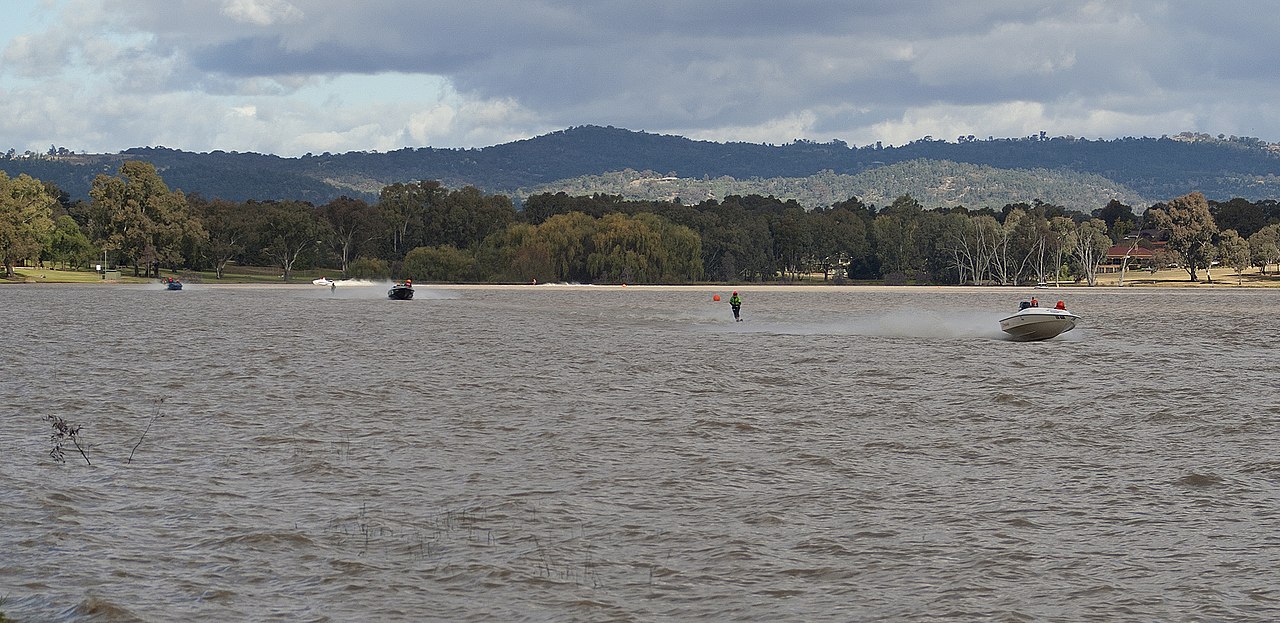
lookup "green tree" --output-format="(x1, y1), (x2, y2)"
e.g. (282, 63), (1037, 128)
(402, 245), (476, 281)
(379, 180), (445, 256)
(1248, 224), (1280, 273)
(1147, 192), (1218, 282)
(475, 223), (551, 282)
(1095, 199), (1137, 240)
(643, 213), (702, 282)
(1216, 229), (1251, 284)
(0, 172), (57, 277)
(424, 186), (517, 250)
(86, 161), (206, 277)
(588, 213), (654, 283)
(1073, 219), (1111, 286)
(319, 196), (383, 276)
(948, 214), (1000, 285)
(1210, 198), (1267, 239)
(1006, 208), (1051, 284)
(347, 257), (390, 279)
(1047, 216), (1076, 285)
(873, 195), (923, 279)
(44, 215), (96, 269)
(189, 197), (250, 279)
(812, 203), (869, 281)
(773, 206), (817, 279)
(535, 211), (598, 282)
(251, 200), (324, 282)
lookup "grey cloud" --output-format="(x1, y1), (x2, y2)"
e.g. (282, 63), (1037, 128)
(10, 0), (1280, 154)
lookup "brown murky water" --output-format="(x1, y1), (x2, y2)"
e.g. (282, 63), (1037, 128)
(2, 283), (1279, 621)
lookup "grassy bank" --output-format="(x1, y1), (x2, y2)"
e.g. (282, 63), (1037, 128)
(1, 265), (339, 285)
(5, 264), (1280, 287)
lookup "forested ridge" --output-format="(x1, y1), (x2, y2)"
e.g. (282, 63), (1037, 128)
(5, 160), (1279, 287)
(3, 127), (1280, 207)
(519, 160), (1150, 213)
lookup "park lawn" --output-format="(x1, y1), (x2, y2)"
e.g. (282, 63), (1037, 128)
(6, 263), (1280, 287)
(2, 267), (148, 284)
(1090, 265), (1280, 287)
(0, 265), (339, 285)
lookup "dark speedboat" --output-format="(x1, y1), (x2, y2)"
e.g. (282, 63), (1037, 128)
(388, 280), (414, 300)
(165, 278), (183, 290)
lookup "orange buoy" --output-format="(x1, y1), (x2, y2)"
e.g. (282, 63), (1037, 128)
(713, 294), (721, 301)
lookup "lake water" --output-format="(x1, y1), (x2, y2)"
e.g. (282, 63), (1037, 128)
(2, 283), (1279, 622)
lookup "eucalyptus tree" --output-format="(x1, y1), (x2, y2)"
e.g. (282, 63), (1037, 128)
(1210, 198), (1267, 239)
(86, 161), (206, 277)
(1073, 219), (1111, 286)
(189, 197), (251, 279)
(0, 172), (56, 277)
(251, 200), (325, 282)
(1095, 199), (1137, 240)
(1147, 192), (1218, 282)
(989, 208), (1024, 285)
(701, 197), (776, 281)
(319, 196), (384, 276)
(914, 209), (963, 283)
(949, 214), (1001, 285)
(44, 215), (96, 270)
(1047, 216), (1076, 285)
(811, 203), (869, 281)
(434, 186), (517, 250)
(1216, 229), (1252, 285)
(1030, 213), (1054, 284)
(773, 206), (817, 279)
(1004, 207), (1053, 284)
(873, 195), (923, 278)
(1248, 224), (1280, 273)
(379, 180), (445, 256)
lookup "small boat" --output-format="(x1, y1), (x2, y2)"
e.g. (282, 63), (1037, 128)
(164, 278), (183, 290)
(1000, 302), (1078, 341)
(388, 281), (414, 300)
(312, 277), (335, 286)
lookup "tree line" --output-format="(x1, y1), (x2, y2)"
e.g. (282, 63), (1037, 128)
(3, 161), (1279, 284)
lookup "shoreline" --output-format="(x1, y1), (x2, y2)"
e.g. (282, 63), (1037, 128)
(5, 266), (1278, 289)
(4, 280), (1278, 291)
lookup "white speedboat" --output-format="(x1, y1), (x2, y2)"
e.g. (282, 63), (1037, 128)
(312, 277), (335, 286)
(999, 305), (1079, 341)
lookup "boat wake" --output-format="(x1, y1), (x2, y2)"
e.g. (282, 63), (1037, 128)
(709, 310), (1012, 340)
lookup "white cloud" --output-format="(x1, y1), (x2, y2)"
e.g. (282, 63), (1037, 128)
(221, 0), (303, 27)
(685, 111), (820, 146)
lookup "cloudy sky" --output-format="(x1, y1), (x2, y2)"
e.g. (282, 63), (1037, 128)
(3, 0), (1279, 156)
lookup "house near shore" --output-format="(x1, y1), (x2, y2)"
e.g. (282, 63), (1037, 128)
(1100, 236), (1164, 273)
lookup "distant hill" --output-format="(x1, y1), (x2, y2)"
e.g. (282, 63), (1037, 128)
(518, 160), (1150, 212)
(3, 126), (1279, 208)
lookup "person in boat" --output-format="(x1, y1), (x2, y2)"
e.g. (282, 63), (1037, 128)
(1030, 297), (1039, 307)
(1055, 300), (1066, 310)
(403, 278), (412, 288)
(728, 291), (742, 322)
